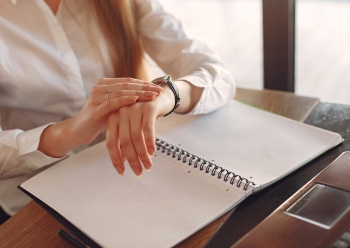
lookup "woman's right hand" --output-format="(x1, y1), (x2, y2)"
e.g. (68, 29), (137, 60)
(38, 78), (163, 158)
(71, 78), (164, 146)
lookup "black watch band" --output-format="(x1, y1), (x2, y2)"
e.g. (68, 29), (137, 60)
(151, 75), (180, 116)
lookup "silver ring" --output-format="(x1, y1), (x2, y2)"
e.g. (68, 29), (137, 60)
(106, 90), (111, 100)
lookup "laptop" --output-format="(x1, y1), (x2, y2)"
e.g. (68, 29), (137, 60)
(232, 152), (350, 248)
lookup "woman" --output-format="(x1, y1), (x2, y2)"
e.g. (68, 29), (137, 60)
(0, 0), (235, 222)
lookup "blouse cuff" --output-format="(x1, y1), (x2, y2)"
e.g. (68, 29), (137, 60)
(176, 74), (235, 115)
(1, 124), (66, 170)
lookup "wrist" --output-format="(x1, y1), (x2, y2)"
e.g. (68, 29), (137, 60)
(156, 85), (175, 117)
(68, 116), (95, 146)
(152, 75), (180, 116)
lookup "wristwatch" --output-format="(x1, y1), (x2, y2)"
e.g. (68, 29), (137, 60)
(151, 75), (180, 116)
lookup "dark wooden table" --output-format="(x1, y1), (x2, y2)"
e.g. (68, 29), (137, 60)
(0, 88), (321, 248)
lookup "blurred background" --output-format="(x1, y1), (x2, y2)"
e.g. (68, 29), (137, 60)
(157, 0), (350, 104)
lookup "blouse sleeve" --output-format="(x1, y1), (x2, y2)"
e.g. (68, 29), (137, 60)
(0, 124), (64, 179)
(136, 0), (236, 115)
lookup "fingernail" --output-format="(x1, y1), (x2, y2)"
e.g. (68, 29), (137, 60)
(115, 166), (124, 177)
(144, 162), (152, 172)
(132, 167), (142, 178)
(127, 96), (139, 101)
(147, 147), (155, 157)
(144, 91), (158, 97)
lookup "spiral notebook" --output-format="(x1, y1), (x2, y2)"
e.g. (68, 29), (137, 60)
(19, 101), (342, 248)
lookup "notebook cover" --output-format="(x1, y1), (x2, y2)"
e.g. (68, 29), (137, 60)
(18, 185), (101, 248)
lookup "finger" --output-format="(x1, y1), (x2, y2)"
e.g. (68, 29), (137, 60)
(119, 109), (143, 177)
(121, 150), (126, 163)
(142, 105), (157, 158)
(102, 90), (158, 103)
(118, 143), (127, 163)
(97, 96), (139, 118)
(98, 77), (158, 86)
(106, 83), (164, 94)
(130, 111), (153, 172)
(92, 84), (163, 101)
(105, 117), (125, 176)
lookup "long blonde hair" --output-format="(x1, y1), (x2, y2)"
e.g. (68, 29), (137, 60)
(89, 0), (146, 79)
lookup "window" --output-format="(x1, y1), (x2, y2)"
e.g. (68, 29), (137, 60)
(296, 0), (350, 104)
(157, 0), (263, 90)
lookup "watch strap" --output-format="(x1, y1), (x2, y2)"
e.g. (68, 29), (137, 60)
(151, 75), (180, 116)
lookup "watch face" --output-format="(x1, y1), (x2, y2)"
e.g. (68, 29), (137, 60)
(151, 76), (166, 84)
(151, 75), (171, 85)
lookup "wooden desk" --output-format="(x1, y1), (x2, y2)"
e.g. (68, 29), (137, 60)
(0, 88), (320, 248)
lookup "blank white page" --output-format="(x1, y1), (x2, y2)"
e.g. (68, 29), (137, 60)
(156, 101), (341, 188)
(21, 142), (246, 248)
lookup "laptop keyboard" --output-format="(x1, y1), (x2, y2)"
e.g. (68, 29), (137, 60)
(332, 229), (350, 248)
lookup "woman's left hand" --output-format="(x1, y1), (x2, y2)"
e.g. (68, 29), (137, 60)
(105, 87), (174, 177)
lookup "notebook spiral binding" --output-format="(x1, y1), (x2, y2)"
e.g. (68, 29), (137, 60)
(155, 138), (256, 191)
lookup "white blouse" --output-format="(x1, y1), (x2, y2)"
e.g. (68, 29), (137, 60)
(0, 0), (235, 215)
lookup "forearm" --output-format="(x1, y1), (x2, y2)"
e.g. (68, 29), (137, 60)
(159, 80), (204, 116)
(37, 118), (82, 158)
